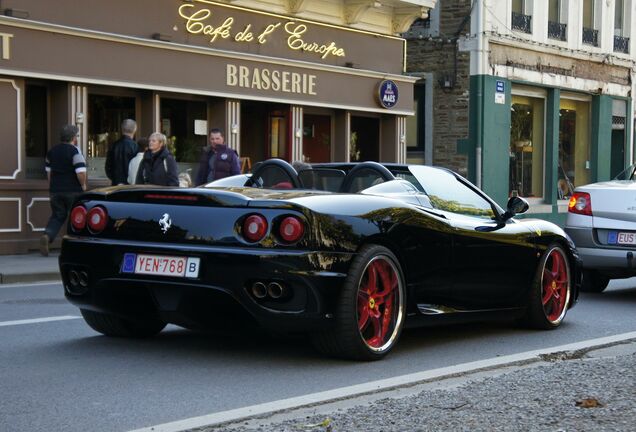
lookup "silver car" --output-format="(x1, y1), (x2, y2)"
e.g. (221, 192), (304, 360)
(565, 164), (636, 292)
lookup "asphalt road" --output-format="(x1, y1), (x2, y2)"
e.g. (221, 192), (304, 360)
(1, 279), (636, 432)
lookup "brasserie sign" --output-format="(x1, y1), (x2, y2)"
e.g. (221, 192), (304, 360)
(178, 3), (346, 60)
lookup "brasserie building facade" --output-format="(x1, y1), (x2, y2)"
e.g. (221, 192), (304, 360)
(0, 0), (433, 254)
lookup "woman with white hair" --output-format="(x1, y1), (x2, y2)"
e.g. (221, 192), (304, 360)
(135, 132), (179, 186)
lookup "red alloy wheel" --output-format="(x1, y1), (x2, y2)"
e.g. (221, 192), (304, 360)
(541, 248), (569, 323)
(356, 256), (402, 350)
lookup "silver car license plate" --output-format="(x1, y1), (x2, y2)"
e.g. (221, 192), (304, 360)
(608, 231), (636, 245)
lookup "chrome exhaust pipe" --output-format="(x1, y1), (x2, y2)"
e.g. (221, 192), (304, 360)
(78, 271), (89, 287)
(68, 270), (79, 287)
(267, 281), (286, 299)
(251, 282), (268, 299)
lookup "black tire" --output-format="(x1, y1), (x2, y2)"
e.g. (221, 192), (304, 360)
(80, 309), (166, 338)
(580, 270), (610, 293)
(523, 244), (571, 329)
(311, 244), (406, 361)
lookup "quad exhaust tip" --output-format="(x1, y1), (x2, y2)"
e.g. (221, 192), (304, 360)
(250, 281), (289, 300)
(251, 282), (268, 299)
(267, 282), (286, 299)
(66, 269), (89, 295)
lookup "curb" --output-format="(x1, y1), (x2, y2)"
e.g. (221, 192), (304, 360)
(131, 332), (636, 432)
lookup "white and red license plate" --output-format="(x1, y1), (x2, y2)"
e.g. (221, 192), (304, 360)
(608, 231), (636, 246)
(121, 253), (200, 278)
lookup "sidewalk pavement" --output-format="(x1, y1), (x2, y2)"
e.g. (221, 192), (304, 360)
(0, 251), (61, 284)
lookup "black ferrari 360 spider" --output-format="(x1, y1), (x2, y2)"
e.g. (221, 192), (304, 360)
(60, 159), (581, 360)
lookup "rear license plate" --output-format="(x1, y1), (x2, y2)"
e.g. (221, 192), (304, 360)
(121, 253), (200, 278)
(607, 231), (636, 246)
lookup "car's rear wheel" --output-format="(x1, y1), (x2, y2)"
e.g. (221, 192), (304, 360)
(312, 245), (405, 360)
(523, 244), (571, 329)
(80, 309), (166, 338)
(580, 270), (610, 293)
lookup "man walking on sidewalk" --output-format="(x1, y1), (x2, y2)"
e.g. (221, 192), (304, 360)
(105, 119), (138, 185)
(40, 124), (87, 256)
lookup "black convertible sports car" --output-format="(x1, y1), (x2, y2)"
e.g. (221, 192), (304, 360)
(60, 159), (581, 360)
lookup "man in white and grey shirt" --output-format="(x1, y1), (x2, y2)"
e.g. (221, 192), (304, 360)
(40, 124), (87, 256)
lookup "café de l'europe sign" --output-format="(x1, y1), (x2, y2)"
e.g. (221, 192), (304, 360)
(178, 3), (346, 60)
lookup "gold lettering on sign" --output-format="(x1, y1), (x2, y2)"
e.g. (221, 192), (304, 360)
(226, 64), (317, 96)
(257, 23), (281, 44)
(234, 24), (254, 42)
(0, 32), (13, 60)
(177, 4), (346, 59)
(178, 4), (232, 43)
(284, 23), (345, 59)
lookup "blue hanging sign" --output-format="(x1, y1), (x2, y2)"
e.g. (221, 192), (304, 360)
(378, 80), (399, 109)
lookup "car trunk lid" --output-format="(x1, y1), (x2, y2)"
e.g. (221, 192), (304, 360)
(74, 186), (323, 247)
(578, 181), (636, 227)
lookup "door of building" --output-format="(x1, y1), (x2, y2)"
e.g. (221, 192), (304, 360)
(302, 114), (332, 163)
(350, 116), (379, 161)
(611, 129), (625, 179)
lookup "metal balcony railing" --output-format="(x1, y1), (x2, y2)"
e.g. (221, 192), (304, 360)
(582, 27), (598, 46)
(614, 35), (630, 53)
(511, 12), (532, 34)
(548, 21), (567, 41)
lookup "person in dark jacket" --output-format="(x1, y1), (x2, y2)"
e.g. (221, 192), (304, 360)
(105, 119), (138, 185)
(40, 124), (87, 256)
(135, 132), (179, 186)
(195, 128), (240, 186)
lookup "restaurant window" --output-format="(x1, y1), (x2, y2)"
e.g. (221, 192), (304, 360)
(509, 94), (544, 198)
(269, 108), (289, 160)
(302, 114), (332, 163)
(160, 98), (207, 176)
(558, 98), (591, 199)
(87, 94), (136, 179)
(25, 84), (48, 179)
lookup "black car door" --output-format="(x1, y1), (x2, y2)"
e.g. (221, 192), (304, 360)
(446, 212), (537, 309)
(414, 167), (537, 310)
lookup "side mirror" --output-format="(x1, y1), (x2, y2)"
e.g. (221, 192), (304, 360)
(502, 196), (529, 221)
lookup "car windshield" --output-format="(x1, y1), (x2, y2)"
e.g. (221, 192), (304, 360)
(613, 164), (636, 181)
(395, 166), (496, 219)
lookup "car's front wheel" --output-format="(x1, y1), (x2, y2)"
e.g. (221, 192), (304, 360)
(312, 244), (406, 361)
(524, 244), (571, 329)
(580, 270), (610, 293)
(80, 309), (166, 338)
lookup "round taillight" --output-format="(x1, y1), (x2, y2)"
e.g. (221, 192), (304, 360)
(279, 216), (304, 243)
(87, 206), (108, 233)
(568, 192), (592, 216)
(243, 214), (268, 243)
(70, 205), (87, 231)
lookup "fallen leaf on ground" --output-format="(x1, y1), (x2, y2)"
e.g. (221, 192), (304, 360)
(576, 398), (604, 408)
(299, 418), (332, 429)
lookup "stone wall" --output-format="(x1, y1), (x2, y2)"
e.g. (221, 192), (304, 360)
(405, 0), (472, 175)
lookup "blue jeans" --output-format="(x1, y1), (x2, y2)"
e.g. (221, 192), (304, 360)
(44, 192), (81, 242)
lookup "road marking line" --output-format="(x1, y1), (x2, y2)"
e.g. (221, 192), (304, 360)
(0, 315), (80, 327)
(0, 280), (61, 289)
(129, 331), (636, 432)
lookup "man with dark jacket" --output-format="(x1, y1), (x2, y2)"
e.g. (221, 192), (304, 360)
(40, 124), (87, 256)
(195, 128), (240, 186)
(105, 119), (138, 185)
